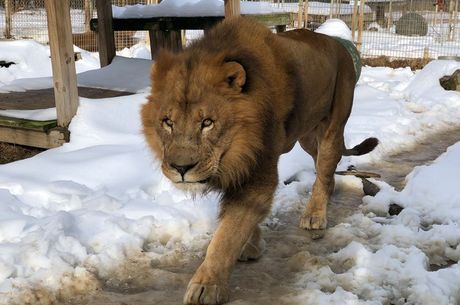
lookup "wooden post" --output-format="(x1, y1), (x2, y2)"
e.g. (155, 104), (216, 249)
(357, 0), (365, 52)
(329, 0), (334, 19)
(4, 0), (13, 39)
(387, 0), (393, 29)
(434, 4), (439, 27)
(351, 0), (358, 41)
(84, 0), (93, 32)
(448, 0), (459, 40)
(453, 0), (459, 40)
(297, 0), (303, 29)
(224, 0), (240, 18)
(149, 30), (182, 59)
(44, 0), (79, 128)
(303, 0), (309, 28)
(96, 0), (116, 67)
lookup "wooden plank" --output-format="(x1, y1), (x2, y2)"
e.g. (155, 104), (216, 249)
(225, 0), (240, 18)
(90, 14), (291, 32)
(0, 126), (69, 149)
(0, 116), (57, 131)
(4, 0), (12, 39)
(44, 0), (79, 128)
(248, 14), (291, 27)
(95, 0), (116, 67)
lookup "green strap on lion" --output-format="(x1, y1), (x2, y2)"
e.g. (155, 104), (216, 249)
(333, 37), (362, 83)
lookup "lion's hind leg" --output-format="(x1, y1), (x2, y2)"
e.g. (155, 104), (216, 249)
(299, 71), (355, 230)
(299, 125), (344, 230)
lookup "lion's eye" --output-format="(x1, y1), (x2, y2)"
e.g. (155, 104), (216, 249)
(201, 119), (214, 130)
(162, 118), (173, 130)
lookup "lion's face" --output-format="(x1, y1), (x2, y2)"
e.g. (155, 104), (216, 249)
(142, 51), (265, 191)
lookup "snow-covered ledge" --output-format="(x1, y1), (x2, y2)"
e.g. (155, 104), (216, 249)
(111, 0), (285, 19)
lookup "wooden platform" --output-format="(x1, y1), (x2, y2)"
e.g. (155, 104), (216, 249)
(0, 87), (135, 149)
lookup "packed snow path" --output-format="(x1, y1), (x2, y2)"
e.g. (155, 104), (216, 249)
(74, 126), (460, 305)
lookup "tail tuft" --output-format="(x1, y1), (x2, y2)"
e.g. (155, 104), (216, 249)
(343, 137), (379, 156)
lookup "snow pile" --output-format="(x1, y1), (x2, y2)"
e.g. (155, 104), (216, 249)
(112, 0), (285, 18)
(280, 1), (372, 15)
(344, 60), (460, 165)
(315, 18), (353, 41)
(0, 40), (99, 89)
(286, 141), (460, 305)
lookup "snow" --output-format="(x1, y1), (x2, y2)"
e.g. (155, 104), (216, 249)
(0, 45), (153, 120)
(300, 141), (460, 305)
(1, 35), (460, 304)
(315, 18), (353, 41)
(112, 0), (285, 18)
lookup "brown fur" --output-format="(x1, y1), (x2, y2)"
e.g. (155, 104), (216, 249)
(142, 17), (377, 305)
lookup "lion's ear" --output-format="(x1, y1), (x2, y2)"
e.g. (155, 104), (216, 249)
(223, 61), (246, 92)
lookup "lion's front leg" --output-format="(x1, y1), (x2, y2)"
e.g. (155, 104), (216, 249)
(238, 225), (265, 262)
(183, 187), (274, 305)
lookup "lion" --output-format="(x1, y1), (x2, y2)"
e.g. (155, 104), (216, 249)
(141, 17), (378, 305)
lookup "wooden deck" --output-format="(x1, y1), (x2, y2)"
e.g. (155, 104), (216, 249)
(0, 87), (135, 149)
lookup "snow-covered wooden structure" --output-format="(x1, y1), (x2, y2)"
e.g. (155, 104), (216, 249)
(0, 0), (289, 149)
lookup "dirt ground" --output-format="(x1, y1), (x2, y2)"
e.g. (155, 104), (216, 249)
(0, 142), (43, 164)
(362, 56), (431, 70)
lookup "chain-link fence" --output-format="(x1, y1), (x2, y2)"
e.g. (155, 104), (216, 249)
(277, 0), (459, 59)
(0, 0), (459, 60)
(0, 0), (152, 51)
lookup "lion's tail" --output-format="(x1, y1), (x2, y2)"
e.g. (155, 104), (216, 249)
(342, 137), (379, 156)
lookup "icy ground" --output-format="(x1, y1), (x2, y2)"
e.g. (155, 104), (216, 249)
(1, 38), (460, 304)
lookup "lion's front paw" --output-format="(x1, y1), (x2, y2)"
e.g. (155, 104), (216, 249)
(238, 237), (266, 262)
(299, 211), (327, 230)
(183, 282), (229, 305)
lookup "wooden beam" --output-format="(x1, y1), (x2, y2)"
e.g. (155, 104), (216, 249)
(149, 29), (182, 59)
(0, 126), (69, 149)
(224, 0), (240, 18)
(44, 0), (79, 128)
(0, 116), (57, 131)
(95, 0), (116, 66)
(90, 14), (291, 32)
(84, 0), (93, 32)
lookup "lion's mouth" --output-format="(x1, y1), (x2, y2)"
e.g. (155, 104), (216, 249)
(176, 178), (210, 184)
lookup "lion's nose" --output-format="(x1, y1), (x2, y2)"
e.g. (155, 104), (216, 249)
(170, 162), (197, 177)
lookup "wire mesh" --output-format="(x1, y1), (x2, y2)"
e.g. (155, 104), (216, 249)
(0, 0), (150, 51)
(0, 0), (459, 60)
